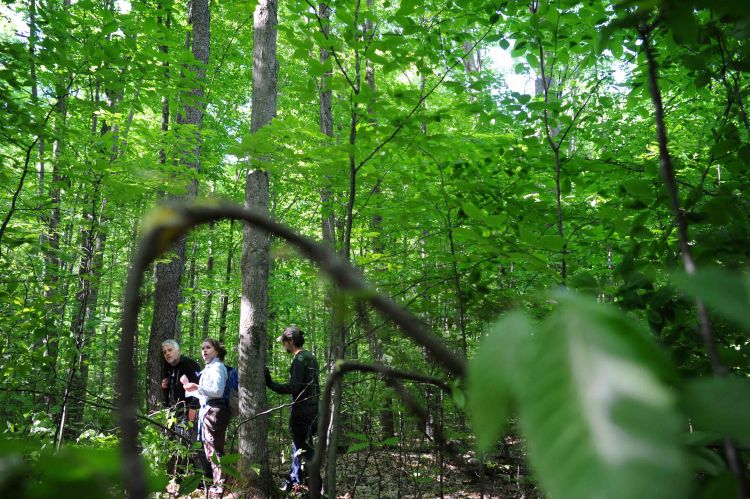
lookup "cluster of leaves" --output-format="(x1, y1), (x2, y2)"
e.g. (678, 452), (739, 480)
(468, 280), (750, 499)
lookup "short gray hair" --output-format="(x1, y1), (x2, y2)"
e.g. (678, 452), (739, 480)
(161, 339), (181, 351)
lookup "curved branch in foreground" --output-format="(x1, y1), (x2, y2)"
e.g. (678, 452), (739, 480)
(308, 360), (474, 499)
(118, 201), (466, 498)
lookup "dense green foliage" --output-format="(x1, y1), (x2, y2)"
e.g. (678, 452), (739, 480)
(1, 0), (749, 497)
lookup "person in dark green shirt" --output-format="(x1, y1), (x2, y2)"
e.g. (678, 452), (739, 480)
(265, 325), (320, 492)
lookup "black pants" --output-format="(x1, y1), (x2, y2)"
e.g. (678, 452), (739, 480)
(288, 411), (317, 484)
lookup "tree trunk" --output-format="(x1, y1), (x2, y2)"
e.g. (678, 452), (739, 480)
(238, 0), (277, 489)
(359, 0), (393, 439)
(217, 219), (234, 342)
(65, 191), (107, 437)
(146, 0), (210, 412)
(43, 0), (72, 385)
(462, 40), (480, 72)
(202, 221), (215, 337)
(188, 238), (198, 342)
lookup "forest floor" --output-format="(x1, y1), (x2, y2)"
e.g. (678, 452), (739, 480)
(164, 434), (539, 498)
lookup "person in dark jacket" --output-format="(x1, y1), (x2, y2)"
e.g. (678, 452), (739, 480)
(265, 326), (320, 492)
(160, 339), (207, 480)
(161, 339), (202, 418)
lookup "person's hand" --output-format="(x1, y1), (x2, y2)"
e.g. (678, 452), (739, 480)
(264, 366), (272, 385)
(161, 378), (168, 389)
(188, 408), (197, 422)
(183, 382), (199, 392)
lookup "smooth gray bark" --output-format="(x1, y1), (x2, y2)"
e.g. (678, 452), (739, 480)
(238, 0), (277, 489)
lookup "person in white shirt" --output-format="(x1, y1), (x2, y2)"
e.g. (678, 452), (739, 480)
(183, 338), (230, 492)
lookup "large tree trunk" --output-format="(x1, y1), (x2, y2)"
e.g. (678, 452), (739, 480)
(146, 0), (210, 412)
(238, 0), (277, 489)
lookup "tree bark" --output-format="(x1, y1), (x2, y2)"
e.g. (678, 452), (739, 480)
(217, 219), (234, 342)
(65, 191), (107, 437)
(202, 215), (216, 337)
(188, 238), (198, 342)
(238, 0), (277, 488)
(146, 0), (210, 412)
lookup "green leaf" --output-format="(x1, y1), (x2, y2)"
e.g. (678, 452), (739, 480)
(220, 453), (241, 465)
(537, 234), (565, 251)
(569, 271), (599, 294)
(621, 179), (653, 202)
(467, 312), (532, 452)
(178, 474), (204, 495)
(683, 376), (750, 441)
(381, 436), (399, 446)
(687, 446), (726, 477)
(518, 293), (689, 499)
(462, 202), (485, 221)
(671, 268), (750, 333)
(347, 441), (370, 453)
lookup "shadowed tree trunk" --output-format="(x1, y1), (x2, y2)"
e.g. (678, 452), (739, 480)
(187, 239), (198, 342)
(202, 221), (215, 337)
(217, 219), (234, 342)
(146, 0), (210, 412)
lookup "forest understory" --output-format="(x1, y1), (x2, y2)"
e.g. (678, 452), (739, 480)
(2, 0), (750, 497)
(166, 433), (538, 499)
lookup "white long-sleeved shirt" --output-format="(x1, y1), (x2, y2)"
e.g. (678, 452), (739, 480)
(187, 357), (227, 408)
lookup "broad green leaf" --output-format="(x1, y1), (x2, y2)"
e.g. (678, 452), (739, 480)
(569, 271), (599, 294)
(467, 312), (532, 452)
(537, 234), (565, 251)
(518, 293), (689, 499)
(671, 268), (750, 333)
(462, 202), (485, 221)
(621, 179), (654, 202)
(682, 376), (750, 441)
